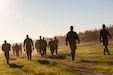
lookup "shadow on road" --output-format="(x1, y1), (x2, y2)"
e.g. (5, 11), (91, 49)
(8, 63), (23, 68)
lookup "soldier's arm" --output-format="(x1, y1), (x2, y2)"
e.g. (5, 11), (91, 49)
(76, 33), (80, 44)
(107, 31), (112, 39)
(31, 40), (34, 50)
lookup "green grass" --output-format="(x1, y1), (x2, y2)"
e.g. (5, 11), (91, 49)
(0, 41), (113, 75)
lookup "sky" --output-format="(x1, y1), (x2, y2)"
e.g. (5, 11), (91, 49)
(0, 0), (113, 44)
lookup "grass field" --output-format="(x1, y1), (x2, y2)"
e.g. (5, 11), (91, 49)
(0, 41), (113, 75)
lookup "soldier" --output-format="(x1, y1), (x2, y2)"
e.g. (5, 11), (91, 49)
(15, 43), (20, 57)
(99, 24), (112, 55)
(66, 26), (80, 61)
(24, 35), (34, 60)
(35, 40), (40, 54)
(19, 43), (22, 55)
(53, 36), (59, 55)
(48, 38), (55, 56)
(42, 37), (47, 56)
(12, 44), (16, 56)
(38, 36), (44, 57)
(2, 40), (11, 64)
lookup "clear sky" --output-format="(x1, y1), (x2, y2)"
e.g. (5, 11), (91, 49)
(0, 0), (113, 44)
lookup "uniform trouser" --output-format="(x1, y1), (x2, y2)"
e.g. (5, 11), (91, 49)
(43, 48), (47, 55)
(39, 48), (44, 57)
(70, 44), (77, 61)
(103, 40), (110, 55)
(50, 48), (54, 55)
(104, 45), (110, 55)
(26, 50), (32, 60)
(54, 46), (58, 54)
(4, 52), (9, 63)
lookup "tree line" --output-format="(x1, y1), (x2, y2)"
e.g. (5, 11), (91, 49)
(51, 25), (113, 46)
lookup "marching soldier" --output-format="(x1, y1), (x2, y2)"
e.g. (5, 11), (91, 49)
(24, 35), (34, 60)
(66, 26), (80, 61)
(99, 24), (112, 55)
(2, 40), (11, 64)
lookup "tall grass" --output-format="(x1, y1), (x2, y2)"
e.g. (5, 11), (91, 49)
(0, 41), (112, 75)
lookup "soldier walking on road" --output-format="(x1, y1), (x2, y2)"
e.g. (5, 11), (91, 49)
(24, 35), (34, 60)
(2, 40), (11, 64)
(66, 26), (80, 61)
(99, 24), (112, 55)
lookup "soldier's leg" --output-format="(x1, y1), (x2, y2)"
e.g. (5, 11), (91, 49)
(41, 49), (44, 57)
(105, 46), (110, 55)
(52, 48), (54, 55)
(70, 45), (76, 61)
(71, 50), (75, 61)
(43, 48), (45, 56)
(26, 51), (29, 60)
(43, 48), (46, 56)
(50, 48), (54, 56)
(5, 52), (9, 64)
(17, 50), (19, 57)
(56, 46), (58, 55)
(29, 52), (32, 60)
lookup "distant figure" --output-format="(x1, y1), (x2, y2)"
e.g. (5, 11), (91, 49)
(66, 26), (80, 61)
(38, 36), (44, 57)
(2, 40), (11, 64)
(53, 36), (59, 55)
(19, 43), (22, 55)
(48, 38), (55, 56)
(24, 35), (34, 60)
(14, 43), (20, 57)
(99, 24), (112, 55)
(42, 37), (47, 56)
(12, 44), (16, 56)
(35, 40), (40, 54)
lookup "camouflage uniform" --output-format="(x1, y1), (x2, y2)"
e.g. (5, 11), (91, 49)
(14, 43), (20, 57)
(2, 41), (11, 64)
(42, 38), (47, 56)
(24, 35), (34, 60)
(48, 39), (55, 56)
(39, 38), (44, 57)
(66, 26), (80, 61)
(99, 24), (112, 55)
(53, 37), (59, 55)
